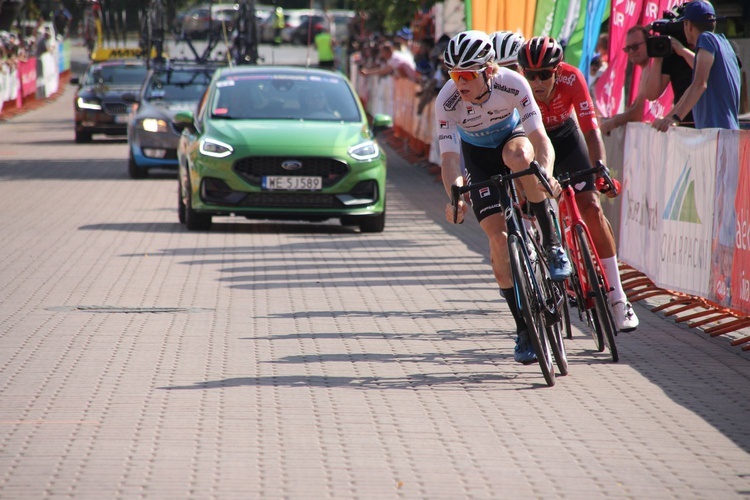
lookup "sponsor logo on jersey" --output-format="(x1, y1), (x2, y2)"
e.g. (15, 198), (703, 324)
(466, 105), (475, 115)
(438, 134), (453, 140)
(443, 91), (461, 111)
(558, 73), (576, 86)
(521, 96), (530, 108)
(522, 110), (537, 121)
(579, 101), (590, 111)
(439, 120), (448, 129)
(494, 84), (519, 96)
(479, 187), (491, 198)
(462, 116), (481, 124)
(479, 203), (502, 215)
(489, 112), (511, 122)
(487, 109), (507, 115)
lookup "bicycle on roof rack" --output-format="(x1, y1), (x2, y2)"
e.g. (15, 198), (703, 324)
(451, 161), (569, 387)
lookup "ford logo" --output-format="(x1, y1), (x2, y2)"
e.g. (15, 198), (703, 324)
(281, 160), (303, 171)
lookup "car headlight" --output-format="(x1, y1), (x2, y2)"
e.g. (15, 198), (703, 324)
(348, 141), (379, 161)
(199, 138), (234, 158)
(76, 97), (102, 110)
(141, 118), (169, 133)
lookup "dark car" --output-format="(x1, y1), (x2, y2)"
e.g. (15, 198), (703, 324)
(126, 62), (221, 179)
(179, 3), (239, 39)
(287, 15), (326, 45)
(72, 60), (148, 143)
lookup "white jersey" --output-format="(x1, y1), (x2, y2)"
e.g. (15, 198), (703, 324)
(434, 68), (545, 155)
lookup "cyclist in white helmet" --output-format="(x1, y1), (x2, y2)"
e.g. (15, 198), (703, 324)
(491, 30), (525, 71)
(435, 30), (571, 365)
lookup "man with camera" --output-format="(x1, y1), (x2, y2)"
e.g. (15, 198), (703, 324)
(641, 4), (696, 126)
(652, 0), (741, 131)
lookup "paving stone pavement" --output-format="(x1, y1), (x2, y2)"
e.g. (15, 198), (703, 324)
(1, 79), (749, 499)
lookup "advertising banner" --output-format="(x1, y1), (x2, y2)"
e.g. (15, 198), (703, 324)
(18, 58), (37, 98)
(657, 128), (717, 296)
(730, 132), (750, 313)
(619, 122), (667, 278)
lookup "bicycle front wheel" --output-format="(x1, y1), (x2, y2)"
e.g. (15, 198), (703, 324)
(576, 224), (618, 362)
(509, 235), (555, 386)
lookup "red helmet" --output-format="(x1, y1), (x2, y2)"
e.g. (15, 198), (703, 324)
(518, 36), (564, 69)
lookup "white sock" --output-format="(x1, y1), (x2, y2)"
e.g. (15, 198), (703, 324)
(600, 256), (626, 304)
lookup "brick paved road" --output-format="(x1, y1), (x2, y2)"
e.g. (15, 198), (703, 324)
(0, 80), (749, 499)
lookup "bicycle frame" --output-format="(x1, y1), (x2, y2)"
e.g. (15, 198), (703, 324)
(558, 185), (612, 311)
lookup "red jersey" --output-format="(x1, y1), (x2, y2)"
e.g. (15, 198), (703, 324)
(536, 62), (598, 133)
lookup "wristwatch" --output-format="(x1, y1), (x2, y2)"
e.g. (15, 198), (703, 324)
(671, 113), (681, 125)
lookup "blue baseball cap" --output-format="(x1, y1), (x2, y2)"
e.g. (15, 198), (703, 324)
(395, 27), (413, 41)
(678, 1), (716, 22)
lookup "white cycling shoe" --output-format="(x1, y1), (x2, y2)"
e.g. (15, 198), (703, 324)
(612, 300), (639, 332)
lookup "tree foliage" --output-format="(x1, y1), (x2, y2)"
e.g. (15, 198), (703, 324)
(349, 0), (438, 34)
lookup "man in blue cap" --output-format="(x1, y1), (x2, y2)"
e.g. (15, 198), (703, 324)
(652, 0), (740, 131)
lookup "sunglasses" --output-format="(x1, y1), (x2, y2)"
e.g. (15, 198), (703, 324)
(523, 69), (555, 82)
(448, 68), (486, 83)
(622, 41), (644, 53)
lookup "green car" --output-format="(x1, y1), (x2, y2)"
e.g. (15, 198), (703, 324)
(175, 65), (392, 232)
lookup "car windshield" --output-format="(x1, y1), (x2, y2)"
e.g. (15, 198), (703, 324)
(145, 69), (214, 103)
(86, 65), (148, 86)
(211, 74), (361, 122)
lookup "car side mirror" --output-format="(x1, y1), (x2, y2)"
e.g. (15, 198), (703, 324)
(173, 110), (196, 133)
(371, 114), (393, 136)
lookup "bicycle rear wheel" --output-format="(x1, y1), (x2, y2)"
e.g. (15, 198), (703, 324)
(575, 225), (618, 362)
(509, 235), (555, 386)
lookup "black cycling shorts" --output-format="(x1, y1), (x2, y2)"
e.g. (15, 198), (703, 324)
(547, 117), (596, 193)
(461, 124), (525, 223)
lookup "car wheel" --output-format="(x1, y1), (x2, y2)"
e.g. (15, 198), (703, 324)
(75, 129), (92, 143)
(128, 150), (147, 179)
(358, 211), (385, 233)
(184, 177), (212, 231)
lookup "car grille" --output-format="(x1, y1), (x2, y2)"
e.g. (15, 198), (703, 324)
(238, 192), (342, 208)
(103, 103), (129, 115)
(233, 157), (349, 188)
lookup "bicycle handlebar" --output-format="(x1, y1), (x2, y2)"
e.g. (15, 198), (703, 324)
(450, 161), (553, 223)
(557, 160), (618, 197)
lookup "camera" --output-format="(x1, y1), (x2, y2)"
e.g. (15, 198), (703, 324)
(646, 3), (688, 58)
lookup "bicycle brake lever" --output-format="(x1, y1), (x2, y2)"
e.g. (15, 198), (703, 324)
(530, 160), (554, 197)
(596, 160), (619, 197)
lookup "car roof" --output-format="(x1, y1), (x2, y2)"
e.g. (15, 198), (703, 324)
(215, 65), (347, 80)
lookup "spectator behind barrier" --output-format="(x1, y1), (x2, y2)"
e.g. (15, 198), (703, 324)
(600, 26), (651, 135)
(652, 0), (741, 131)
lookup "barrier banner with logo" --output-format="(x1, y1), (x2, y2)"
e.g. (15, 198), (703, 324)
(659, 127), (717, 296)
(730, 132), (750, 313)
(18, 58), (37, 98)
(619, 122), (667, 279)
(709, 131), (740, 307)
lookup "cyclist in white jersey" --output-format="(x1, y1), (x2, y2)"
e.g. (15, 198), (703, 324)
(435, 30), (572, 365)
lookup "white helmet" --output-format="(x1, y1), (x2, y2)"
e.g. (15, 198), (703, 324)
(443, 30), (495, 70)
(491, 31), (525, 66)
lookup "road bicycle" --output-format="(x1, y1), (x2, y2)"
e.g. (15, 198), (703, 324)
(139, 0), (166, 66)
(556, 161), (619, 362)
(451, 161), (568, 387)
(232, 0), (261, 65)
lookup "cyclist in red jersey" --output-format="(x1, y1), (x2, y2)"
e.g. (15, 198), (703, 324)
(518, 36), (639, 332)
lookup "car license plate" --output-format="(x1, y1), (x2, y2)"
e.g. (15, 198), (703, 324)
(114, 115), (129, 124)
(262, 176), (322, 191)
